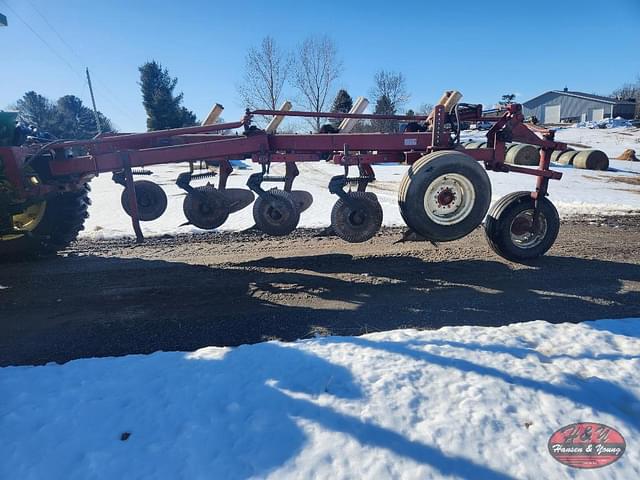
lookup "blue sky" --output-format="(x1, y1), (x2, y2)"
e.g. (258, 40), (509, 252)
(1, 0), (639, 132)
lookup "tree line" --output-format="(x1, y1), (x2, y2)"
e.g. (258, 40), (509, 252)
(236, 35), (433, 133)
(12, 39), (639, 140)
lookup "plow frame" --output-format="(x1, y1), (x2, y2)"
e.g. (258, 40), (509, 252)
(1, 102), (565, 241)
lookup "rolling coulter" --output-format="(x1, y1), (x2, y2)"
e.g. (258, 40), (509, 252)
(0, 91), (566, 261)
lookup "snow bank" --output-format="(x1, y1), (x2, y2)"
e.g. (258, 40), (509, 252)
(575, 117), (634, 129)
(2, 318), (639, 479)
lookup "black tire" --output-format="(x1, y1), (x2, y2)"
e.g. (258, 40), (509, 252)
(183, 185), (230, 230)
(331, 192), (383, 243)
(253, 189), (300, 236)
(121, 180), (167, 221)
(398, 151), (491, 242)
(484, 191), (560, 262)
(0, 184), (91, 259)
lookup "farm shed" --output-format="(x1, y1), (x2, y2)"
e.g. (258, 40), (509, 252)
(523, 88), (636, 124)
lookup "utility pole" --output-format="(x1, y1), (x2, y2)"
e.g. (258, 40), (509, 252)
(85, 68), (102, 135)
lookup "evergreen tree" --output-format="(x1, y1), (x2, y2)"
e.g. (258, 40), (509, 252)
(498, 94), (516, 106)
(139, 61), (197, 130)
(15, 91), (114, 139)
(372, 94), (396, 133)
(54, 95), (96, 139)
(405, 109), (415, 117)
(329, 89), (353, 127)
(16, 91), (56, 132)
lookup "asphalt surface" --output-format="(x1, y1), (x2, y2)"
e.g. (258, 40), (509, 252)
(1, 216), (639, 366)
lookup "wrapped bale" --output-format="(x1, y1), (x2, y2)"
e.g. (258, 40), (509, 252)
(505, 143), (539, 166)
(462, 141), (485, 150)
(556, 150), (579, 165)
(550, 148), (573, 163)
(573, 149), (609, 171)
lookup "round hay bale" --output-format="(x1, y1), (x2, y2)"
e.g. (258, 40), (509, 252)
(463, 141), (485, 150)
(505, 143), (539, 166)
(556, 150), (579, 165)
(573, 149), (609, 171)
(550, 148), (573, 163)
(616, 149), (638, 161)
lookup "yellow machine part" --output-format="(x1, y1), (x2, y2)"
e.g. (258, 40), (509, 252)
(1, 201), (47, 241)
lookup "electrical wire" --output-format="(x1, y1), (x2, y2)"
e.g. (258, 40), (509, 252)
(0, 0), (86, 88)
(5, 0), (138, 125)
(25, 0), (138, 124)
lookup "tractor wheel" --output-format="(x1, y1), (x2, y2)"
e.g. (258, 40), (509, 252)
(331, 191), (383, 243)
(253, 189), (300, 236)
(484, 191), (560, 262)
(398, 151), (491, 241)
(121, 180), (167, 221)
(0, 184), (91, 259)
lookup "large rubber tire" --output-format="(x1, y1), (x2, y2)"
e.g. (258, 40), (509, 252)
(484, 191), (560, 262)
(331, 192), (383, 243)
(121, 180), (167, 221)
(398, 151), (491, 242)
(0, 184), (91, 259)
(253, 189), (300, 236)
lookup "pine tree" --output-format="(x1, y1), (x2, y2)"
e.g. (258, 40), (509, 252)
(499, 94), (516, 106)
(405, 109), (415, 117)
(329, 89), (353, 127)
(16, 91), (56, 132)
(139, 61), (197, 130)
(15, 91), (114, 139)
(372, 94), (396, 133)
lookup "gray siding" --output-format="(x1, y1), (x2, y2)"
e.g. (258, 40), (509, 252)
(522, 92), (620, 122)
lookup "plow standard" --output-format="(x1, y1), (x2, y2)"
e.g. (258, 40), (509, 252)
(1, 91), (566, 261)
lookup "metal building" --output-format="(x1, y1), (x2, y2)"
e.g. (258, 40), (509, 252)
(522, 88), (636, 123)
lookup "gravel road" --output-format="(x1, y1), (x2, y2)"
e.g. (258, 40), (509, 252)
(1, 216), (639, 366)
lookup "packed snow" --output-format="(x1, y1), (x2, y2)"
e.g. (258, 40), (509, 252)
(1, 318), (638, 479)
(81, 127), (640, 239)
(575, 117), (634, 129)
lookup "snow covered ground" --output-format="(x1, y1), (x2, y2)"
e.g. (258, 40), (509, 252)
(2, 318), (638, 479)
(80, 127), (640, 239)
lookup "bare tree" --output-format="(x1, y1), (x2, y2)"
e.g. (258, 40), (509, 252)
(292, 35), (342, 132)
(237, 36), (291, 112)
(612, 74), (640, 118)
(370, 70), (410, 113)
(417, 103), (434, 115)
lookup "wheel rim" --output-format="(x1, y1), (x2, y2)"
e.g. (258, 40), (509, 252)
(509, 210), (548, 248)
(1, 201), (47, 241)
(423, 173), (476, 225)
(348, 209), (366, 227)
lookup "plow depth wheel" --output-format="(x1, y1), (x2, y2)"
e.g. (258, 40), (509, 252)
(398, 151), (491, 241)
(121, 180), (167, 221)
(253, 189), (300, 236)
(484, 191), (560, 262)
(331, 192), (383, 243)
(183, 185), (230, 230)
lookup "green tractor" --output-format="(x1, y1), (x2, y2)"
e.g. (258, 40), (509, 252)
(0, 110), (91, 259)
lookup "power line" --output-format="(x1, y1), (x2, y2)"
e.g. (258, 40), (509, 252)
(4, 0), (138, 126)
(24, 0), (139, 124)
(0, 0), (86, 87)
